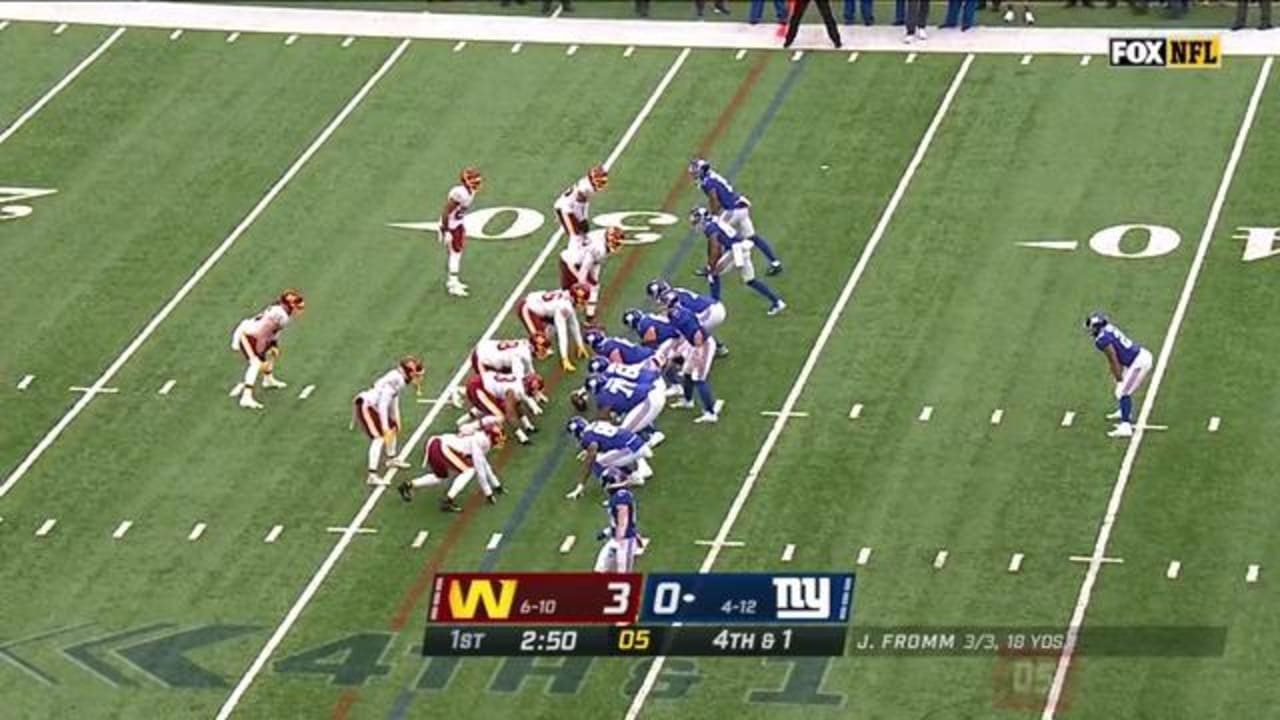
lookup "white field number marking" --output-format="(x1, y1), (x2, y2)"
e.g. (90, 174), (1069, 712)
(0, 187), (58, 221)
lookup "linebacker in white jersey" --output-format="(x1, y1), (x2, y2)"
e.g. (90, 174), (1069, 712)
(439, 167), (482, 297)
(353, 356), (425, 486)
(560, 226), (625, 324)
(229, 289), (305, 410)
(553, 165), (608, 243)
(515, 284), (590, 372)
(399, 417), (506, 512)
(470, 338), (542, 378)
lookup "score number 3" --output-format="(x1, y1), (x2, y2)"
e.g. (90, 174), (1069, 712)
(603, 581), (632, 615)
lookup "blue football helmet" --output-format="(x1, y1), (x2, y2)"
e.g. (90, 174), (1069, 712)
(566, 416), (589, 439)
(645, 278), (672, 302)
(583, 327), (606, 351)
(583, 373), (605, 395)
(1084, 312), (1109, 337)
(587, 356), (610, 375)
(659, 289), (681, 309)
(688, 157), (710, 180)
(622, 308), (643, 331)
(688, 206), (711, 227)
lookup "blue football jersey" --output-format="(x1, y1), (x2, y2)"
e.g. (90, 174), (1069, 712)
(1094, 324), (1142, 367)
(700, 217), (738, 250)
(668, 306), (705, 344)
(634, 313), (681, 346)
(607, 488), (639, 539)
(581, 422), (644, 454)
(669, 287), (717, 314)
(698, 169), (747, 210)
(593, 377), (649, 414)
(598, 336), (655, 365)
(606, 361), (661, 387)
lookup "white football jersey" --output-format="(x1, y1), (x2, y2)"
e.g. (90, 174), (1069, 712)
(474, 339), (534, 377)
(561, 232), (607, 269)
(523, 289), (576, 321)
(444, 184), (474, 229)
(241, 304), (290, 342)
(553, 176), (595, 218)
(480, 370), (526, 400)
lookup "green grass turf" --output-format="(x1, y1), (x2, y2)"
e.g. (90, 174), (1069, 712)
(0, 23), (115, 125)
(2, 12), (1279, 720)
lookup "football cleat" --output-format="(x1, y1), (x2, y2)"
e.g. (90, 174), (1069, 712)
(440, 497), (463, 513)
(486, 493), (499, 505)
(645, 278), (672, 302)
(561, 359), (577, 373)
(261, 375), (287, 389)
(1108, 422), (1134, 438)
(387, 458), (412, 470)
(687, 157), (710, 180)
(694, 412), (719, 424)
(767, 300), (787, 317)
(587, 356), (609, 375)
(366, 472), (389, 486)
(493, 484), (508, 495)
(1003, 7), (1014, 22)
(460, 166), (483, 192)
(647, 430), (666, 448)
(688, 206), (711, 227)
(566, 416), (589, 439)
(767, 261), (784, 276)
(605, 226), (625, 254)
(280, 289), (306, 314)
(400, 355), (426, 387)
(239, 393), (264, 410)
(446, 279), (470, 298)
(1106, 409), (1124, 421)
(397, 481), (414, 502)
(669, 398), (695, 410)
(587, 165), (609, 191)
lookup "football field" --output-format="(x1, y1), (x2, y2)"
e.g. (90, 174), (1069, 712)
(3, 4), (1280, 720)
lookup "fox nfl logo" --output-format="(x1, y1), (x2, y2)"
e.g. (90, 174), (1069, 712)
(1109, 37), (1221, 68)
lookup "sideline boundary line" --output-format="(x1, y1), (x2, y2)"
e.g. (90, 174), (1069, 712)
(624, 52), (976, 720)
(1040, 55), (1275, 720)
(0, 39), (413, 499)
(213, 47), (692, 720)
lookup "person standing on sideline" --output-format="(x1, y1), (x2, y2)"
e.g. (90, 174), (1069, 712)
(904, 0), (929, 41)
(635, 0), (651, 16)
(893, 0), (906, 25)
(1233, 0), (1273, 29)
(695, 0), (731, 17)
(750, 0), (789, 23)
(843, 0), (875, 25)
(940, 0), (978, 29)
(784, 0), (843, 48)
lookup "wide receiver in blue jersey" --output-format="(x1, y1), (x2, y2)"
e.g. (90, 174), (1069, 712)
(689, 158), (782, 275)
(691, 207), (785, 316)
(1085, 312), (1153, 438)
(594, 468), (642, 573)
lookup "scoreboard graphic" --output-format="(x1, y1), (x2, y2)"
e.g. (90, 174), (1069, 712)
(424, 572), (855, 657)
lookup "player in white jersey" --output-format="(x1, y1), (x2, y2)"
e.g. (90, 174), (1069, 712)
(398, 417), (507, 512)
(515, 284), (590, 372)
(352, 356), (425, 486)
(553, 165), (608, 243)
(470, 338), (542, 378)
(228, 289), (305, 410)
(440, 167), (482, 297)
(560, 226), (625, 324)
(464, 370), (546, 445)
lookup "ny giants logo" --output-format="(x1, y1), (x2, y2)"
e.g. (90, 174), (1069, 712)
(771, 577), (831, 620)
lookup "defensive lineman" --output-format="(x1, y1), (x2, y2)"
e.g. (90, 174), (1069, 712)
(229, 289), (305, 409)
(1085, 312), (1153, 438)
(353, 356), (425, 485)
(553, 165), (609, 243)
(515, 285), (590, 372)
(440, 167), (483, 297)
(688, 158), (782, 274)
(399, 417), (507, 511)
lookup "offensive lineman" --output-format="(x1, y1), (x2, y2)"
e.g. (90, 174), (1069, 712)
(398, 417), (507, 512)
(229, 289), (305, 410)
(352, 356), (425, 486)
(440, 167), (483, 297)
(1085, 312), (1153, 438)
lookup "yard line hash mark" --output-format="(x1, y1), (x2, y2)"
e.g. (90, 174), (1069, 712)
(1044, 62), (1275, 720)
(990, 409), (1004, 425)
(411, 531), (429, 549)
(918, 405), (933, 422)
(217, 48), (693, 720)
(298, 384), (315, 400)
(791, 50), (803, 61)
(1009, 553), (1024, 573)
(53, 23), (68, 35)
(566, 44), (578, 55)
(626, 54), (976, 720)
(285, 33), (298, 45)
(511, 42), (522, 53)
(559, 535), (576, 554)
(342, 36), (354, 47)
(486, 533), (502, 551)
(906, 52), (917, 64)
(264, 525), (283, 544)
(848, 52), (859, 62)
(1021, 53), (1032, 64)
(226, 31), (239, 43)
(1166, 561), (1181, 580)
(36, 519), (57, 537)
(169, 29), (182, 40)
(1, 38), (415, 501)
(158, 380), (176, 395)
(452, 40), (466, 52)
(112, 521), (132, 539)
(1208, 416), (1220, 432)
(188, 523), (206, 541)
(624, 45), (635, 57)
(848, 403), (863, 419)
(781, 544), (795, 562)
(1080, 55), (1092, 66)
(0, 21), (9, 31)
(0, 26), (126, 147)
(1246, 564), (1260, 584)
(1060, 411), (1075, 427)
(17, 375), (35, 390)
(933, 550), (949, 569)
(735, 48), (747, 60)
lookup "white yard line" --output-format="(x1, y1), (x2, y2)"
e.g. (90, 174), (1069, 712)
(0, 26), (125, 146)
(625, 54), (974, 720)
(0, 38), (413, 500)
(215, 48), (691, 720)
(1042, 57), (1274, 720)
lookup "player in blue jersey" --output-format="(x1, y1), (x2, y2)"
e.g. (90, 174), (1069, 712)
(691, 207), (785, 316)
(565, 416), (653, 499)
(665, 304), (721, 424)
(647, 278), (730, 357)
(595, 471), (641, 573)
(688, 158), (782, 274)
(583, 327), (657, 368)
(1085, 312), (1154, 438)
(574, 369), (667, 447)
